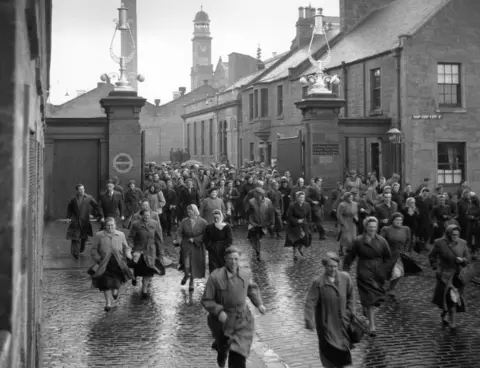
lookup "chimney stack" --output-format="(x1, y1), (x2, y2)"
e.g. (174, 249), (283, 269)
(340, 0), (396, 33)
(154, 99), (160, 106)
(306, 6), (315, 18)
(292, 5), (315, 50)
(298, 6), (304, 19)
(173, 91), (181, 100)
(179, 87), (186, 96)
(203, 79), (209, 86)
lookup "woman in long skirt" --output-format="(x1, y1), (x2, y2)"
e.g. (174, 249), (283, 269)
(285, 191), (312, 261)
(174, 204), (208, 291)
(429, 224), (471, 330)
(344, 216), (391, 336)
(127, 209), (165, 298)
(337, 192), (359, 256)
(203, 209), (233, 273)
(380, 212), (422, 298)
(90, 217), (133, 311)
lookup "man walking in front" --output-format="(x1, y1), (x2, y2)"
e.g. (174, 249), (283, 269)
(247, 187), (275, 261)
(66, 184), (101, 259)
(202, 246), (266, 368)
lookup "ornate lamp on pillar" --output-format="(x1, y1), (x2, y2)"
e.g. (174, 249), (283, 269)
(100, 3), (147, 187)
(100, 3), (145, 91)
(295, 7), (345, 200)
(387, 126), (405, 180)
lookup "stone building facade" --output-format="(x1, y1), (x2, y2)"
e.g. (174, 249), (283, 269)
(299, 0), (480, 192)
(0, 0), (51, 367)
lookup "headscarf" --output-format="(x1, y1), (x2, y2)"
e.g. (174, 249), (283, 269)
(212, 209), (226, 230)
(390, 212), (404, 226)
(187, 204), (200, 217)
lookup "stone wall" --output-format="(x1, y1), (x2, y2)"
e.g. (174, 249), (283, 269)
(403, 0), (480, 191)
(0, 0), (50, 367)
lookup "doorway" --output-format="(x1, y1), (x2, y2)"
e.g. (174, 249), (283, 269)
(51, 139), (99, 219)
(345, 137), (382, 178)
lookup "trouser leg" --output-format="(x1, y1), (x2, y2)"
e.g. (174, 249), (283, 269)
(71, 240), (80, 259)
(228, 351), (246, 368)
(80, 237), (87, 253)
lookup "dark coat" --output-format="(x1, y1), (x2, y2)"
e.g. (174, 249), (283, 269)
(374, 202), (398, 226)
(305, 186), (325, 223)
(162, 187), (178, 209)
(402, 207), (420, 237)
(456, 198), (470, 238)
(182, 187), (200, 209)
(430, 204), (453, 240)
(176, 217), (208, 279)
(98, 191), (124, 219)
(429, 237), (471, 312)
(124, 187), (144, 217)
(344, 234), (391, 307)
(267, 189), (283, 213)
(203, 223), (233, 273)
(415, 195), (433, 225)
(127, 219), (165, 275)
(305, 272), (354, 367)
(66, 194), (100, 240)
(285, 201), (312, 247)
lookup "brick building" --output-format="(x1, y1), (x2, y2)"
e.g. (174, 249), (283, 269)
(182, 5), (340, 167)
(0, 0), (51, 367)
(297, 0), (480, 192)
(182, 55), (283, 166)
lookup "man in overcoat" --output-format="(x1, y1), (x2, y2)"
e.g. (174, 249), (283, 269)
(66, 184), (101, 259)
(99, 180), (124, 230)
(202, 246), (266, 368)
(306, 177), (327, 240)
(374, 192), (398, 231)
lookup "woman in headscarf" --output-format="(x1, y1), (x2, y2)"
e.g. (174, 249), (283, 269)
(284, 191), (312, 261)
(336, 192), (359, 256)
(173, 204), (208, 291)
(203, 209), (233, 273)
(380, 213), (422, 298)
(429, 224), (471, 330)
(343, 169), (362, 194)
(402, 197), (420, 252)
(305, 252), (355, 368)
(344, 217), (391, 336)
(200, 187), (226, 224)
(90, 217), (133, 311)
(144, 183), (166, 214)
(127, 209), (165, 298)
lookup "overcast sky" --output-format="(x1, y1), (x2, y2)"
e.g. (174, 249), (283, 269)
(49, 0), (339, 105)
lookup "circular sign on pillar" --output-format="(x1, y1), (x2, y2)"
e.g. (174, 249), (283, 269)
(113, 153), (134, 173)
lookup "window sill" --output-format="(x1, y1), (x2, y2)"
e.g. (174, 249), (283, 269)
(276, 114), (284, 120)
(436, 107), (467, 114)
(369, 109), (383, 116)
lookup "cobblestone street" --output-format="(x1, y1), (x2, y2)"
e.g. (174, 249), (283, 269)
(42, 221), (480, 368)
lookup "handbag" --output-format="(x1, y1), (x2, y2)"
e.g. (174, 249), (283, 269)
(347, 313), (367, 344)
(87, 263), (99, 276)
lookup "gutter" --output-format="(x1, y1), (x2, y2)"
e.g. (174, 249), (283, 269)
(181, 99), (239, 119)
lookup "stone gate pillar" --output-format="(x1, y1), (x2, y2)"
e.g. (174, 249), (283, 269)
(295, 93), (345, 187)
(100, 90), (146, 186)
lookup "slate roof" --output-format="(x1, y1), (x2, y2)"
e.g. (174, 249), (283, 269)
(302, 0), (451, 74)
(257, 29), (340, 83)
(222, 51), (287, 91)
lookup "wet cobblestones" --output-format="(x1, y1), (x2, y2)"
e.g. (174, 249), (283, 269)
(42, 222), (480, 367)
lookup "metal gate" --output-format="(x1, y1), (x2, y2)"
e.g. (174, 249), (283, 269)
(276, 131), (304, 181)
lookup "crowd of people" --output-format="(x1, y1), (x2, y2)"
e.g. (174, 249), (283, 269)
(63, 161), (478, 368)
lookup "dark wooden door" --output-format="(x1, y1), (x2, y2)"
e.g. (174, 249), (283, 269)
(277, 135), (303, 182)
(52, 140), (99, 219)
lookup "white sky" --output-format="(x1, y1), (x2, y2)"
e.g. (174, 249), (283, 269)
(49, 0), (339, 105)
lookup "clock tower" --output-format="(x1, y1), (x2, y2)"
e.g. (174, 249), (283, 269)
(191, 7), (213, 90)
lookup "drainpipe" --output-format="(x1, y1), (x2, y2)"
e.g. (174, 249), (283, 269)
(341, 61), (348, 117)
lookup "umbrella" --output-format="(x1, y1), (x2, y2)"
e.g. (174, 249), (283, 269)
(183, 160), (202, 166)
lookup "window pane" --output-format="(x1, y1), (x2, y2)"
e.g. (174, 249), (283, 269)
(437, 170), (445, 184)
(445, 74), (452, 83)
(445, 64), (452, 74)
(437, 64), (445, 74)
(451, 64), (459, 74)
(451, 90), (458, 104)
(438, 74), (445, 83)
(452, 74), (459, 84)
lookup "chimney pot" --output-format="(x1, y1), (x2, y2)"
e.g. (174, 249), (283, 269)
(272, 52), (277, 57)
(203, 79), (209, 85)
(317, 8), (323, 16)
(154, 99), (161, 106)
(298, 6), (304, 18)
(308, 7), (316, 18)
(179, 87), (186, 95)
